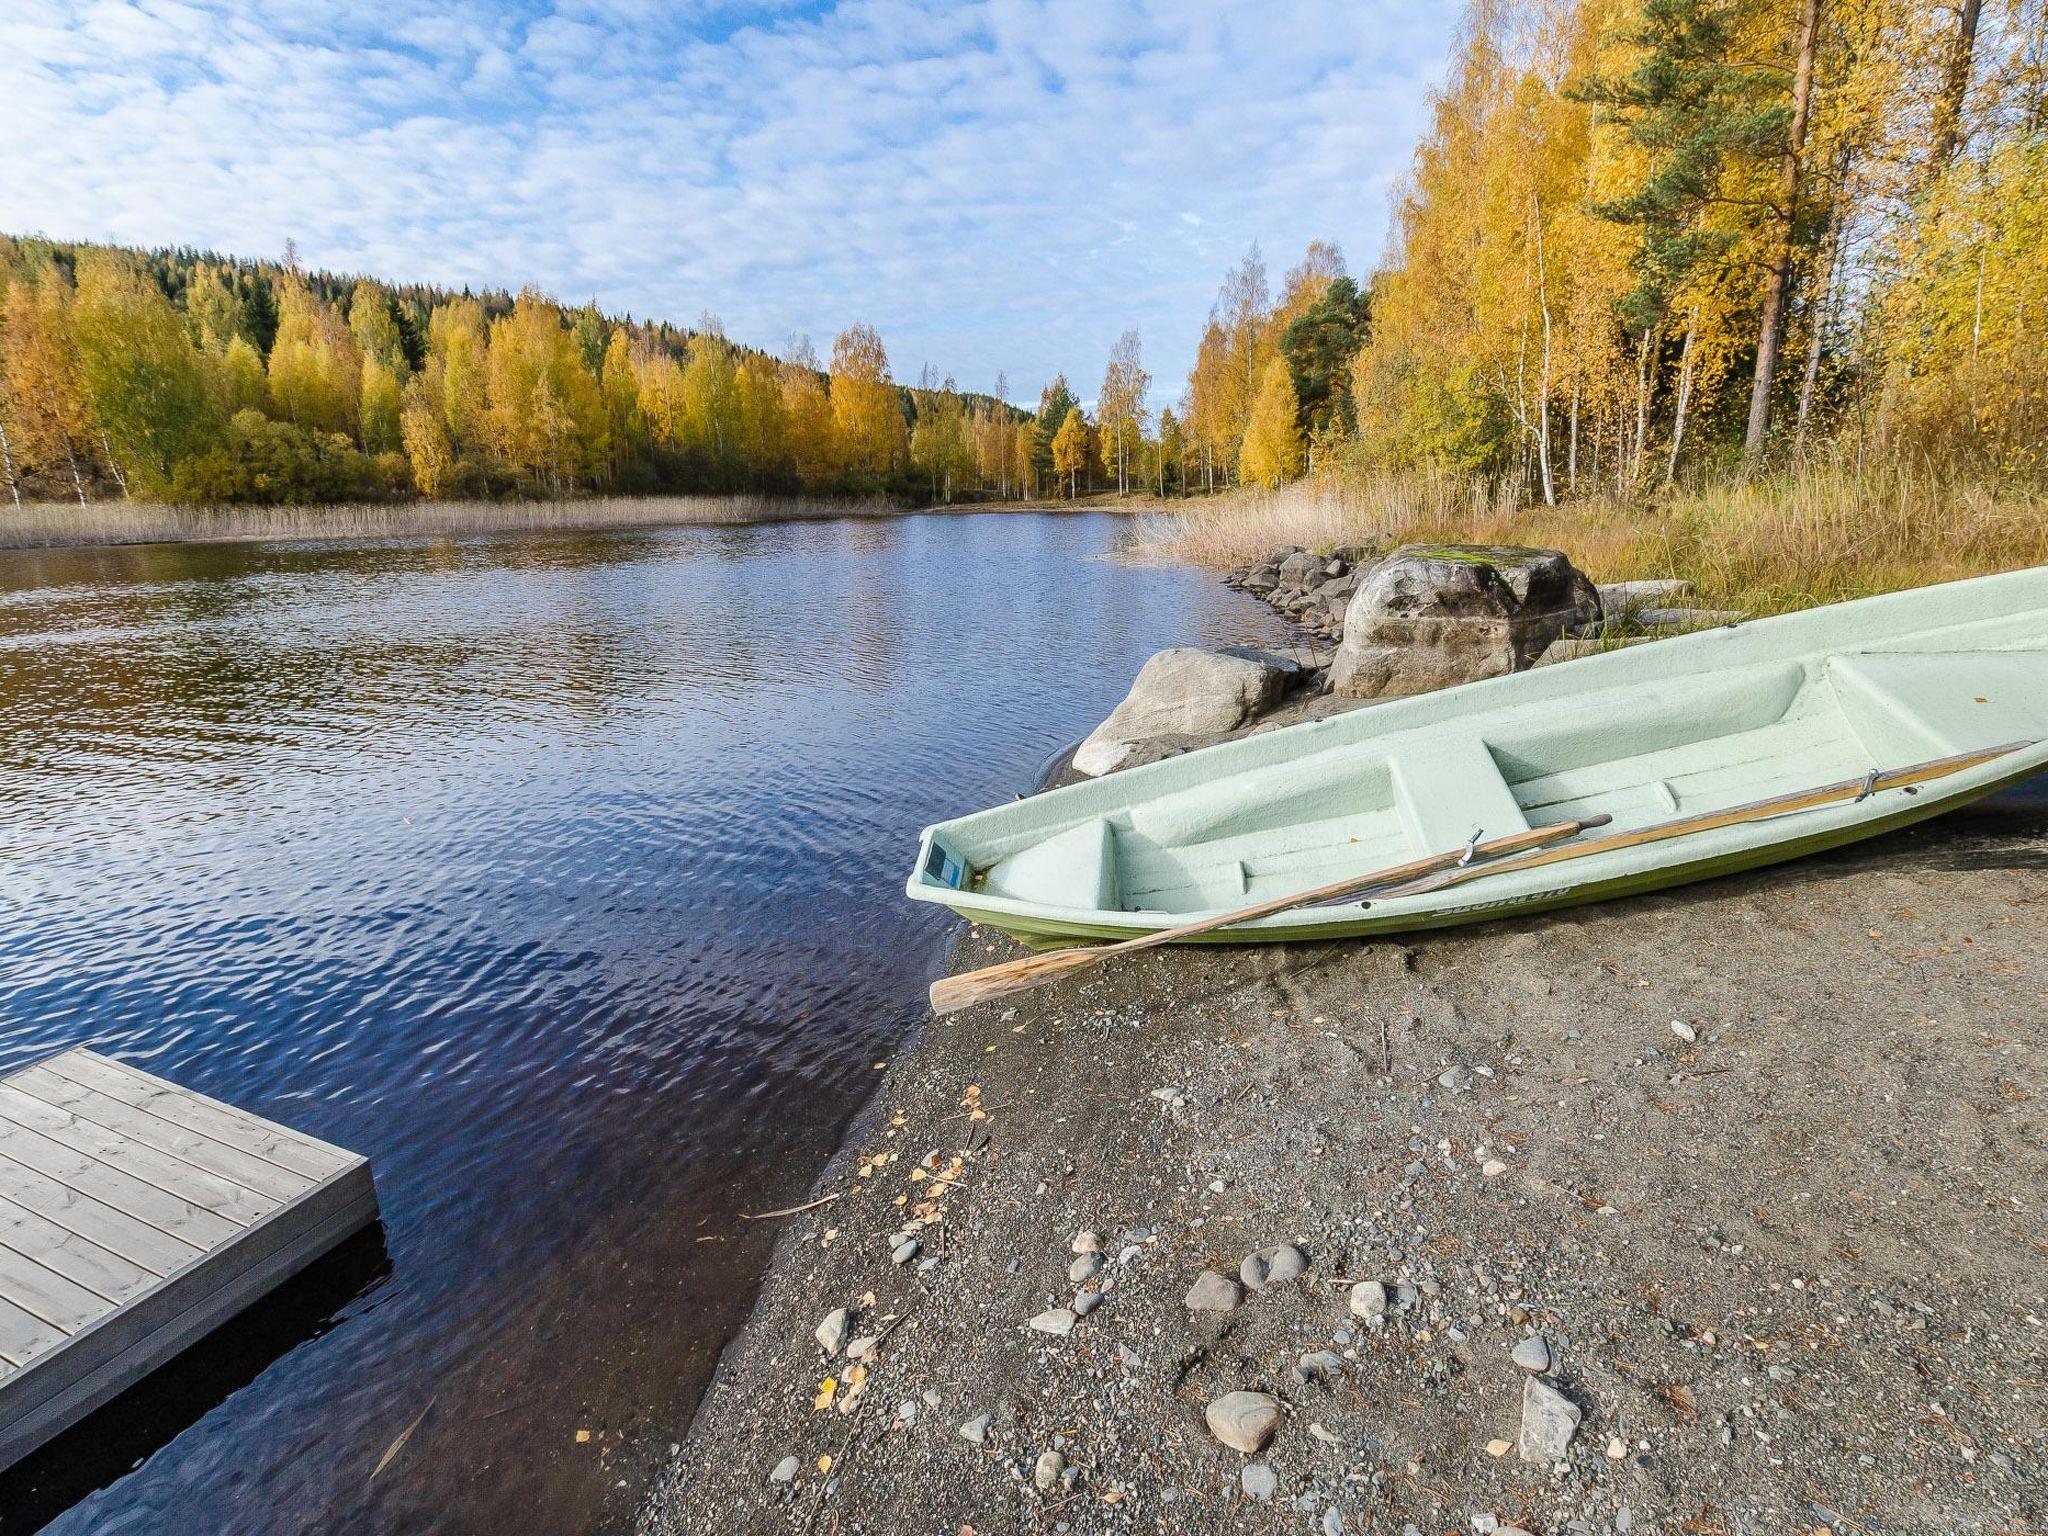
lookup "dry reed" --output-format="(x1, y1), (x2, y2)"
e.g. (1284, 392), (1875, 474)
(1140, 461), (2048, 615)
(0, 493), (908, 550)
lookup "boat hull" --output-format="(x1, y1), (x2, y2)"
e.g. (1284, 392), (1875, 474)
(907, 567), (2048, 949)
(938, 749), (2041, 947)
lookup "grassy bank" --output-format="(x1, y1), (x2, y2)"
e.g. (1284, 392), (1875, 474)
(0, 493), (924, 551)
(1140, 463), (2048, 615)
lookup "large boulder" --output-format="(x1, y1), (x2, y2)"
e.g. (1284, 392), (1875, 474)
(1330, 544), (1600, 701)
(1074, 647), (1297, 777)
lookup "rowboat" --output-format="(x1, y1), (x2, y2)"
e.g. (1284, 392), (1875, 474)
(907, 568), (2048, 963)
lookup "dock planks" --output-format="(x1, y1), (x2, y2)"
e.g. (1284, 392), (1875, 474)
(0, 1048), (377, 1473)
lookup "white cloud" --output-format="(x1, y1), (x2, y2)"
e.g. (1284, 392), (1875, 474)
(0, 0), (1456, 402)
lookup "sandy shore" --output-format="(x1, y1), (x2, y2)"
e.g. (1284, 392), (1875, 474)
(637, 748), (2047, 1534)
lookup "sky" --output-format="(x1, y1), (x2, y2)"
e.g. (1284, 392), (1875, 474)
(0, 0), (1459, 403)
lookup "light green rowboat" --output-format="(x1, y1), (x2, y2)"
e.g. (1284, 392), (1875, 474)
(906, 567), (2048, 947)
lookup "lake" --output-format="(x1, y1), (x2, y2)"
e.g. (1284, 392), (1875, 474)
(0, 511), (1297, 1535)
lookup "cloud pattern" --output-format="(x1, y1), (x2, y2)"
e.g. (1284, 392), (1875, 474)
(1, 0), (1455, 398)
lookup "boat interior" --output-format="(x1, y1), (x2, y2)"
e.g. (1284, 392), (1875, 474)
(967, 644), (2048, 918)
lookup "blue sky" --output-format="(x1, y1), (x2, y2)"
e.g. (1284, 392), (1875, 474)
(1, 0), (1458, 403)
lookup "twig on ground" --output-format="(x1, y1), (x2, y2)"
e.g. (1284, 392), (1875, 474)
(741, 1192), (841, 1221)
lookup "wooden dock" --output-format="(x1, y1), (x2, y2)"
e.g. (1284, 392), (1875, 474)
(0, 1048), (377, 1472)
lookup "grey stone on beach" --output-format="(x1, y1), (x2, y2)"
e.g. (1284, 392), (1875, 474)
(1068, 1251), (1104, 1283)
(814, 1307), (848, 1356)
(768, 1455), (799, 1484)
(1073, 1288), (1103, 1316)
(1185, 1270), (1244, 1313)
(1073, 647), (1296, 776)
(1240, 1462), (1278, 1499)
(1510, 1335), (1552, 1373)
(958, 1414), (991, 1445)
(1294, 1350), (1345, 1383)
(1330, 544), (1599, 700)
(1239, 1242), (1308, 1290)
(890, 1237), (919, 1265)
(1519, 1376), (1581, 1462)
(1205, 1391), (1282, 1453)
(1347, 1280), (1388, 1321)
(1029, 1307), (1077, 1336)
(1033, 1449), (1064, 1490)
(1070, 1230), (1103, 1253)
(1635, 605), (1747, 632)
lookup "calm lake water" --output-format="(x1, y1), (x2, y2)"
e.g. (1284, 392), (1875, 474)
(0, 512), (1296, 1535)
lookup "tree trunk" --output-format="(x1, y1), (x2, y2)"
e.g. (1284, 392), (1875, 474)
(0, 412), (19, 508)
(1795, 160), (1849, 451)
(1567, 377), (1580, 495)
(1631, 329), (1654, 487)
(100, 429), (129, 497)
(64, 435), (88, 509)
(1667, 310), (1698, 485)
(1532, 193), (1557, 507)
(1743, 0), (1823, 466)
(1929, 0), (1984, 173)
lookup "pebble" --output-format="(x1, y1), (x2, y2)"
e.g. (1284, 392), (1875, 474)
(1034, 1449), (1065, 1491)
(1606, 1435), (1627, 1460)
(1347, 1280), (1388, 1321)
(890, 1238), (920, 1265)
(1068, 1252), (1104, 1283)
(1240, 1462), (1277, 1500)
(958, 1414), (991, 1445)
(1294, 1350), (1345, 1383)
(1518, 1376), (1581, 1463)
(1322, 1509), (1345, 1536)
(1671, 1019), (1697, 1043)
(1482, 1159), (1508, 1178)
(1307, 1421), (1343, 1445)
(814, 1307), (849, 1356)
(1185, 1270), (1244, 1313)
(1510, 1335), (1551, 1373)
(1029, 1307), (1077, 1336)
(768, 1455), (799, 1484)
(1204, 1391), (1282, 1454)
(1485, 1438), (1512, 1457)
(1240, 1242), (1309, 1290)
(1071, 1230), (1103, 1254)
(895, 1400), (917, 1426)
(1073, 1289), (1103, 1317)
(1117, 1245), (1143, 1266)
(846, 1334), (879, 1361)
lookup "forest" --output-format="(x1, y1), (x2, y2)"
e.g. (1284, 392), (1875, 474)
(0, 238), (1042, 507)
(1150, 0), (2048, 507)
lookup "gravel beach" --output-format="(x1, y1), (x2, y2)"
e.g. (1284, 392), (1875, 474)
(637, 768), (2046, 1536)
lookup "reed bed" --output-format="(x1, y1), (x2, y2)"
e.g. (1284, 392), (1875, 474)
(0, 493), (908, 550)
(1140, 461), (2048, 615)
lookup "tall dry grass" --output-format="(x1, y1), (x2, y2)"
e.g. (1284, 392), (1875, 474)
(1141, 461), (2048, 615)
(0, 493), (908, 550)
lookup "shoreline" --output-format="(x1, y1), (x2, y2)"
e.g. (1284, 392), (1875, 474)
(639, 696), (2048, 1534)
(0, 492), (1162, 554)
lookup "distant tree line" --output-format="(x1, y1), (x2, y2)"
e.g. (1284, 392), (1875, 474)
(0, 237), (1040, 507)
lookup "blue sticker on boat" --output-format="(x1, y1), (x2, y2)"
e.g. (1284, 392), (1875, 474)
(924, 843), (964, 888)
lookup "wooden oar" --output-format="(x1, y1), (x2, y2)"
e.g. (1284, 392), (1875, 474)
(929, 816), (1609, 1015)
(1377, 739), (2034, 903)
